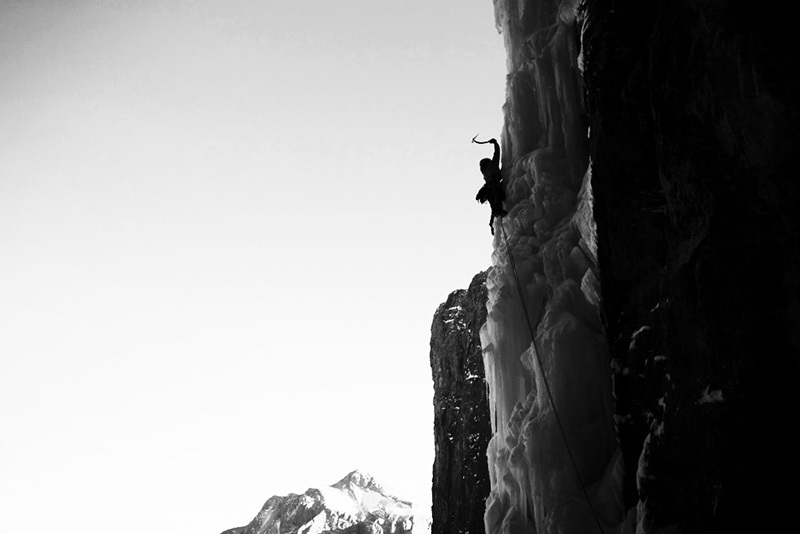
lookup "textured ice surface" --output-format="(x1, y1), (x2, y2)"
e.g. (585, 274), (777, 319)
(480, 1), (624, 533)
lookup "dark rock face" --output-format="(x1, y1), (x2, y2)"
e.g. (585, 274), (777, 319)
(582, 0), (800, 531)
(429, 271), (492, 534)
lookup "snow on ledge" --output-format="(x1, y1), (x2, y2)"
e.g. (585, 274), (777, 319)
(698, 385), (725, 404)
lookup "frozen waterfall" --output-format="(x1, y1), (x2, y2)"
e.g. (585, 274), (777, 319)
(480, 1), (624, 532)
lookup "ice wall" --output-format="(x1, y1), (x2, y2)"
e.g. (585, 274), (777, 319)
(480, 1), (623, 532)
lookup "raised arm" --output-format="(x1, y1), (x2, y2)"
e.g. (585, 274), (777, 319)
(490, 138), (500, 168)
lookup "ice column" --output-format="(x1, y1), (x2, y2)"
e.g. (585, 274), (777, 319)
(480, 1), (624, 533)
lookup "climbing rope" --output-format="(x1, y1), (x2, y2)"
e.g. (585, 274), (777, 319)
(498, 217), (606, 534)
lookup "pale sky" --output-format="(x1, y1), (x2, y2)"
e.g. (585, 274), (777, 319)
(0, 1), (506, 532)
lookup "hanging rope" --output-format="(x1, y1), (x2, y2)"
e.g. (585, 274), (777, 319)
(497, 217), (606, 534)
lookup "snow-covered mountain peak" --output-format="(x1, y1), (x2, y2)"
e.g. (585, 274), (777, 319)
(321, 470), (413, 517)
(331, 469), (384, 493)
(221, 472), (429, 534)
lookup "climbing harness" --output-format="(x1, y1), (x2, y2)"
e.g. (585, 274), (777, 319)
(498, 217), (606, 534)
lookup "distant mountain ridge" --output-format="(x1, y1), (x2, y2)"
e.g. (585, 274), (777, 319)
(221, 470), (429, 534)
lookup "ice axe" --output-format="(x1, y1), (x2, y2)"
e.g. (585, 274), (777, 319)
(472, 134), (494, 145)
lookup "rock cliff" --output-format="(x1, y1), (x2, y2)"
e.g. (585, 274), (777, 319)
(429, 271), (492, 534)
(582, 0), (800, 531)
(471, 0), (800, 533)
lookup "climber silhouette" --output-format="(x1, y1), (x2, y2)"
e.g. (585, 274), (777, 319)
(473, 136), (507, 234)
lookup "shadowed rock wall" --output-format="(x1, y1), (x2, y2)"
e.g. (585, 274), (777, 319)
(430, 271), (492, 534)
(582, 0), (800, 531)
